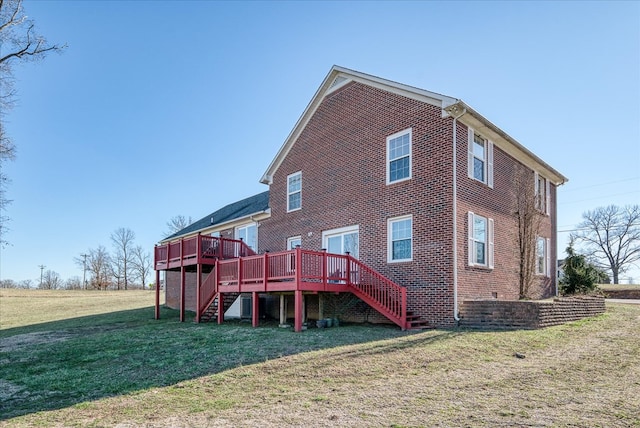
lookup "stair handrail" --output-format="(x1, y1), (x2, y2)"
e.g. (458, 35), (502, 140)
(345, 255), (407, 329)
(198, 267), (219, 315)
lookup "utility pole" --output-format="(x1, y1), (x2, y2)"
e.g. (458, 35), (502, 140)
(80, 253), (88, 289)
(38, 265), (45, 289)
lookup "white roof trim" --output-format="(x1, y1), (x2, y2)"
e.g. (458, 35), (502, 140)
(261, 65), (566, 188)
(444, 101), (568, 186)
(159, 209), (271, 244)
(261, 65), (458, 184)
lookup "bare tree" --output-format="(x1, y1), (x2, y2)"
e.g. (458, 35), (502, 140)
(131, 245), (151, 290)
(0, 278), (16, 288)
(65, 276), (82, 290)
(0, 0), (65, 246)
(512, 167), (543, 299)
(165, 215), (192, 237)
(111, 228), (135, 290)
(86, 246), (111, 290)
(40, 270), (62, 289)
(571, 205), (640, 284)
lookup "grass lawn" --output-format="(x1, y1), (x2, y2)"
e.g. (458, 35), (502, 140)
(1, 289), (639, 427)
(599, 283), (640, 292)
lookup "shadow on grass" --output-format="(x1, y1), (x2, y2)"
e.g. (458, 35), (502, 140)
(0, 306), (455, 420)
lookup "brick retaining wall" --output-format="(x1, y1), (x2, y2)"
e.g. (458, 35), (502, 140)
(602, 289), (640, 299)
(459, 296), (605, 329)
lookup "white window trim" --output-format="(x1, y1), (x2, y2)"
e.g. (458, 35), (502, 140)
(536, 236), (551, 276)
(386, 128), (412, 185)
(287, 171), (302, 213)
(468, 212), (494, 269)
(322, 225), (360, 257)
(234, 222), (258, 252)
(387, 215), (413, 263)
(467, 127), (494, 189)
(534, 171), (551, 215)
(287, 236), (302, 250)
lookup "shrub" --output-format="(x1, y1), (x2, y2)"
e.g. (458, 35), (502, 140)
(560, 244), (606, 295)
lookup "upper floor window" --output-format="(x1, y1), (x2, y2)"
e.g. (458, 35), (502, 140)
(534, 172), (550, 214)
(467, 128), (494, 188)
(536, 237), (550, 276)
(388, 215), (412, 262)
(287, 171), (301, 212)
(387, 129), (412, 184)
(468, 212), (494, 268)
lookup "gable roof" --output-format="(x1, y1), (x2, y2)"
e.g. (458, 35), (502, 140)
(162, 191), (270, 242)
(261, 65), (567, 186)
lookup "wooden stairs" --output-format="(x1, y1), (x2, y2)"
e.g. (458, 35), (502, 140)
(405, 311), (433, 330)
(199, 292), (241, 323)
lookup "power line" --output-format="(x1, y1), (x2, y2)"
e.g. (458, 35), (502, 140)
(559, 177), (639, 193)
(559, 190), (640, 205)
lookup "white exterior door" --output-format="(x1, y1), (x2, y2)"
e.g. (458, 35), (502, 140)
(323, 225), (359, 258)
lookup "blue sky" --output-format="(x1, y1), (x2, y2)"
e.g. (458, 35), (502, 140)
(1, 1), (639, 284)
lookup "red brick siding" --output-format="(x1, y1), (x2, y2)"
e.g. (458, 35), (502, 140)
(259, 82), (456, 326)
(456, 124), (557, 303)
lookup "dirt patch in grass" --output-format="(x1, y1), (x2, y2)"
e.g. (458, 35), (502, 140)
(0, 331), (73, 353)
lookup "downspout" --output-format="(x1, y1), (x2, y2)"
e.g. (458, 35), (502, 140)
(451, 107), (466, 322)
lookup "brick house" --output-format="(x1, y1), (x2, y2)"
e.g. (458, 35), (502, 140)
(154, 66), (567, 330)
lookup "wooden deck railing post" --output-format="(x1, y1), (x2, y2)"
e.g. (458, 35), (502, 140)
(345, 251), (351, 286)
(237, 257), (243, 292)
(321, 249), (327, 290)
(401, 288), (408, 330)
(196, 232), (201, 264)
(263, 251), (269, 292)
(294, 246), (303, 332)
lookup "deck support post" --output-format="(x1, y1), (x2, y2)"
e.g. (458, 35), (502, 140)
(318, 293), (324, 320)
(252, 291), (259, 328)
(294, 290), (303, 332)
(154, 269), (160, 319)
(279, 294), (286, 326)
(180, 266), (185, 322)
(217, 293), (224, 324)
(195, 263), (202, 323)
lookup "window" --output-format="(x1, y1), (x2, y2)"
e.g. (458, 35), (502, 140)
(287, 171), (301, 212)
(536, 237), (550, 276)
(467, 128), (494, 188)
(235, 223), (257, 251)
(387, 129), (412, 184)
(287, 236), (301, 250)
(468, 212), (494, 268)
(534, 172), (550, 214)
(323, 225), (359, 258)
(388, 215), (412, 262)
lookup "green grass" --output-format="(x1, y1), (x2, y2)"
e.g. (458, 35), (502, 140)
(1, 290), (639, 427)
(599, 283), (640, 292)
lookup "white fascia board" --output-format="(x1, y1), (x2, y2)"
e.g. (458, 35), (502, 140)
(158, 210), (271, 244)
(260, 65), (459, 185)
(445, 101), (568, 186)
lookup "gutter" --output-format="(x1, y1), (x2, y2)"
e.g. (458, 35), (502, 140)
(448, 105), (467, 322)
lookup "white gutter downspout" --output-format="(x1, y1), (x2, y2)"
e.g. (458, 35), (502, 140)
(451, 107), (466, 322)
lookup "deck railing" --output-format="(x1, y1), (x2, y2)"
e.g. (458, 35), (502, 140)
(154, 234), (256, 269)
(214, 248), (407, 328)
(198, 268), (218, 315)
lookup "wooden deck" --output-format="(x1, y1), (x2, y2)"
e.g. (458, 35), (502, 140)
(154, 235), (409, 331)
